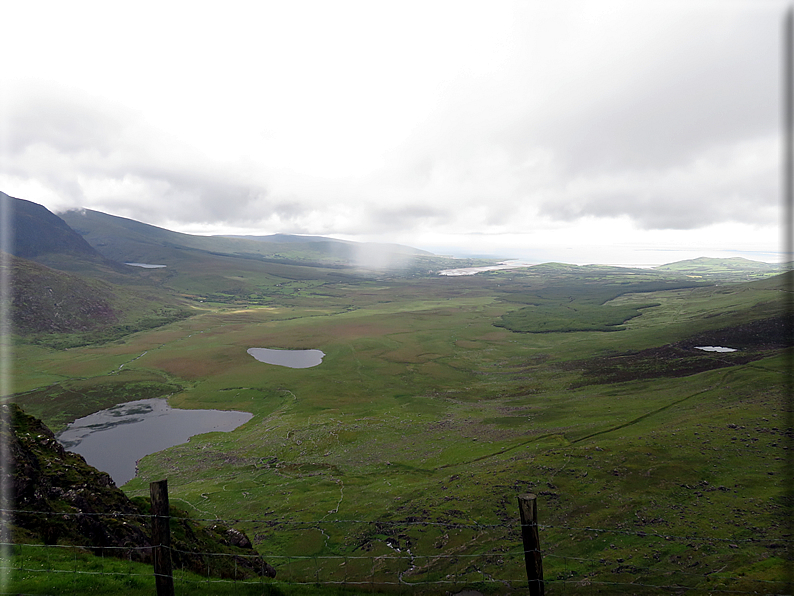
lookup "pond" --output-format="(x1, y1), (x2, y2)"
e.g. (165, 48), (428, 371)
(125, 262), (167, 268)
(694, 346), (737, 353)
(438, 260), (534, 276)
(247, 347), (325, 368)
(56, 398), (252, 486)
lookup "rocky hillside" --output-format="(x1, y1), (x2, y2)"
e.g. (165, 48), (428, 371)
(7, 254), (119, 335)
(2, 403), (275, 579)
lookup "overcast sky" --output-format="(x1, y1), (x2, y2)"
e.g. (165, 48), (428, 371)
(0, 1), (787, 265)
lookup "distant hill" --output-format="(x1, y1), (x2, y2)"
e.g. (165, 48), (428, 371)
(2, 191), (97, 258)
(225, 233), (348, 244)
(59, 208), (460, 275)
(60, 207), (226, 264)
(655, 257), (786, 282)
(59, 208), (362, 266)
(1, 191), (127, 275)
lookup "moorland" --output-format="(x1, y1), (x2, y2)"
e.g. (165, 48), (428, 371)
(3, 193), (792, 594)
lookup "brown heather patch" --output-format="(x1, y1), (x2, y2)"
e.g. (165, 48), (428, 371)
(154, 356), (233, 379)
(568, 316), (789, 387)
(478, 330), (512, 341)
(46, 358), (118, 378)
(381, 349), (443, 364)
(324, 322), (403, 339)
(454, 340), (481, 349)
(95, 334), (182, 356)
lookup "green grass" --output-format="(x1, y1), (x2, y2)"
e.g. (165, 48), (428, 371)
(654, 256), (786, 281)
(8, 263), (791, 593)
(13, 370), (182, 433)
(493, 272), (704, 333)
(4, 543), (398, 595)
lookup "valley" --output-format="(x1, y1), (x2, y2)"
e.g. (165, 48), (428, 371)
(3, 195), (791, 594)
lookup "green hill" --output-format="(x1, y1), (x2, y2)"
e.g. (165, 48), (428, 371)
(57, 207), (499, 301)
(2, 191), (127, 276)
(7, 254), (118, 334)
(4, 192), (100, 259)
(5, 253), (191, 348)
(655, 256), (786, 281)
(61, 209), (433, 270)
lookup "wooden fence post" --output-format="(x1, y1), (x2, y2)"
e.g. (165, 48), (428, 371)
(150, 479), (175, 596)
(517, 493), (544, 596)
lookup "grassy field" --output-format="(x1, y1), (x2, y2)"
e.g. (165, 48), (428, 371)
(8, 263), (791, 594)
(4, 542), (378, 595)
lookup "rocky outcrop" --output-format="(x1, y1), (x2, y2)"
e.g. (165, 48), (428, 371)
(1, 403), (275, 579)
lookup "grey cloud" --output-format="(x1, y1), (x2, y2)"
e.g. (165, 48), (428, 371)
(379, 7), (781, 236)
(511, 7), (779, 176)
(540, 153), (777, 230)
(544, 192), (755, 230)
(3, 4), (781, 245)
(112, 164), (269, 224)
(5, 87), (278, 226)
(498, 8), (781, 231)
(365, 204), (446, 233)
(7, 87), (130, 156)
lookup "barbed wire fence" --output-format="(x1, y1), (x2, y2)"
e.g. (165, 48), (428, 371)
(1, 493), (791, 595)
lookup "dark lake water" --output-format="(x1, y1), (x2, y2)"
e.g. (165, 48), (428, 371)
(56, 398), (252, 486)
(247, 347), (325, 368)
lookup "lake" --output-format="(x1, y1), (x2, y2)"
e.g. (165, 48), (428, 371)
(247, 347), (325, 368)
(56, 398), (252, 486)
(438, 260), (534, 276)
(694, 346), (737, 353)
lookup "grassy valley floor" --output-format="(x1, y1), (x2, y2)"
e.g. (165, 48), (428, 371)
(8, 266), (791, 594)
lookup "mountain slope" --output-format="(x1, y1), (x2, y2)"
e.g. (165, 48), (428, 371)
(8, 254), (118, 334)
(60, 208), (457, 272)
(58, 207), (499, 296)
(2, 192), (127, 275)
(60, 208), (364, 266)
(5, 253), (191, 347)
(3, 192), (99, 259)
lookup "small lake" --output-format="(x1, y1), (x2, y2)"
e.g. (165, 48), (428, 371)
(125, 263), (167, 268)
(694, 346), (737, 353)
(56, 398), (252, 486)
(247, 348), (325, 368)
(438, 261), (534, 276)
